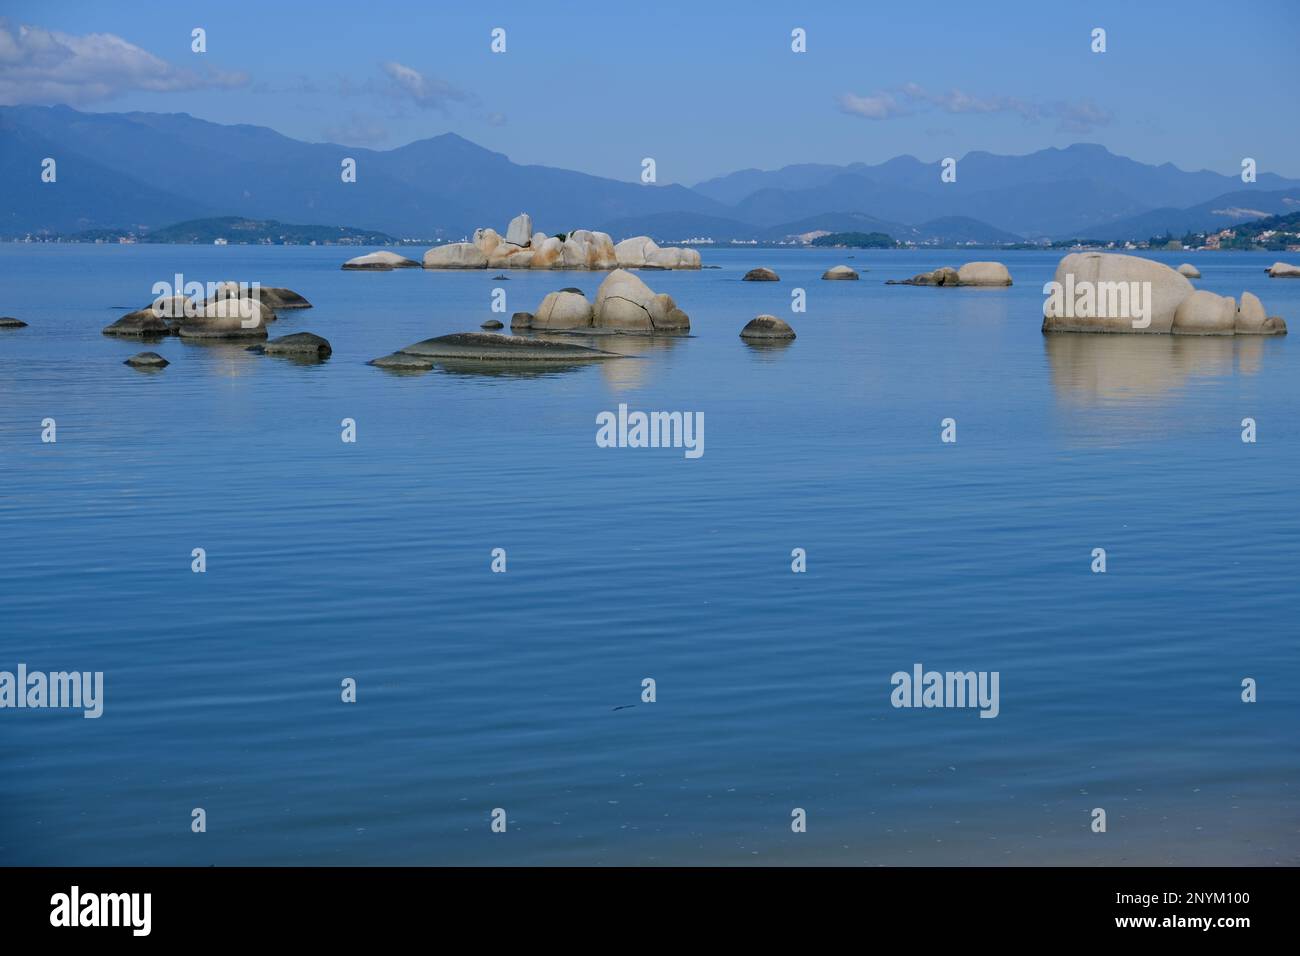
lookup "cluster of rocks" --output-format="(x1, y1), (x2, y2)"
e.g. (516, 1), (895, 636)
(371, 332), (617, 369)
(887, 262), (1013, 287)
(512, 269), (690, 333)
(102, 283), (312, 340)
(742, 265), (861, 282)
(1042, 253), (1286, 335)
(1267, 262), (1300, 278)
(380, 213), (703, 272)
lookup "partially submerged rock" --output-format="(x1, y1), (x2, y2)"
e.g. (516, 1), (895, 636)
(124, 351), (168, 368)
(1235, 292), (1288, 335)
(103, 307), (173, 337)
(591, 269), (690, 332)
(533, 290), (594, 330)
(1172, 290), (1237, 335)
(821, 265), (859, 280)
(0, 317), (27, 328)
(481, 319), (504, 330)
(1177, 263), (1201, 278)
(510, 311), (534, 330)
(254, 332), (333, 357)
(887, 262), (1012, 287)
(739, 315), (796, 340)
(743, 267), (780, 281)
(1267, 262), (1300, 278)
(888, 266), (960, 286)
(343, 251), (421, 270)
(956, 261), (1012, 286)
(371, 332), (619, 366)
(178, 298), (272, 339)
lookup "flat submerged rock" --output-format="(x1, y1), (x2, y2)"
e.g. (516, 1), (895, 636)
(371, 332), (619, 366)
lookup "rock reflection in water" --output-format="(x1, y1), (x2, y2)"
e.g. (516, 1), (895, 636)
(1044, 332), (1272, 405)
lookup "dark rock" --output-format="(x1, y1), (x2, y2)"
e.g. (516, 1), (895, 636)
(739, 314), (796, 340)
(372, 332), (619, 365)
(255, 332), (332, 357)
(124, 351), (169, 368)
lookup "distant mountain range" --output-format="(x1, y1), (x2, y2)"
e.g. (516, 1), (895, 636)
(4, 105), (1299, 244)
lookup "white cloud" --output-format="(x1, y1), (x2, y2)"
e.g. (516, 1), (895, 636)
(381, 61), (471, 111)
(0, 19), (247, 106)
(838, 91), (907, 120)
(841, 82), (1112, 132)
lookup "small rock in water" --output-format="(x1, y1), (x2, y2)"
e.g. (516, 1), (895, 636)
(342, 251), (420, 270)
(821, 265), (860, 280)
(0, 316), (28, 328)
(743, 267), (780, 281)
(510, 311), (535, 330)
(481, 319), (504, 330)
(124, 351), (169, 368)
(492, 274), (509, 280)
(739, 314), (796, 340)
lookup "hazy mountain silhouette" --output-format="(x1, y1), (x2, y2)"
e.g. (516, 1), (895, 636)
(5, 107), (1298, 242)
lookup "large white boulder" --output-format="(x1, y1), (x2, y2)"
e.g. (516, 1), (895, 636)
(1172, 290), (1237, 335)
(1042, 252), (1194, 334)
(593, 269), (690, 332)
(423, 242), (489, 269)
(1267, 262), (1300, 278)
(342, 250), (421, 270)
(647, 246), (701, 269)
(505, 213), (533, 247)
(615, 236), (659, 268)
(957, 261), (1012, 286)
(532, 291), (594, 330)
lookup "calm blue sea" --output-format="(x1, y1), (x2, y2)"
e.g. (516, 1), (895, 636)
(1, 244), (1297, 865)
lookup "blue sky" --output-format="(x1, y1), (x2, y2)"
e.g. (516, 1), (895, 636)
(3, 0), (1297, 183)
